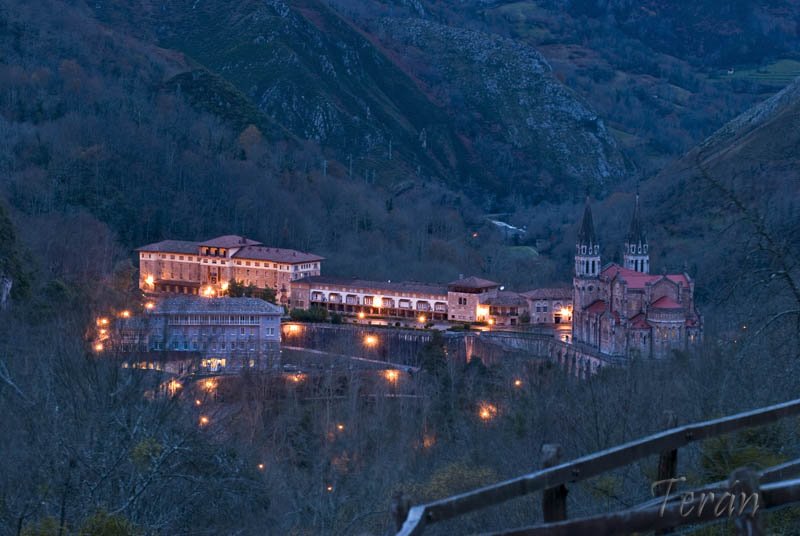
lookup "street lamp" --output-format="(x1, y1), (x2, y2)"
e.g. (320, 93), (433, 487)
(478, 402), (498, 422)
(384, 369), (399, 383)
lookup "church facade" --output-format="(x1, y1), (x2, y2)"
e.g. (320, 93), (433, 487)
(572, 196), (702, 359)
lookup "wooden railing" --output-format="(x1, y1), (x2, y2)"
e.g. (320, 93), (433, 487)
(393, 398), (800, 535)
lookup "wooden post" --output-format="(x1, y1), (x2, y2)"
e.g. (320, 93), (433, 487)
(541, 444), (567, 522)
(654, 411), (678, 536)
(730, 468), (763, 536)
(655, 411), (678, 493)
(391, 491), (411, 532)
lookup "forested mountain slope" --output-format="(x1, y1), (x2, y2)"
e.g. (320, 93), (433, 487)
(0, 0), (562, 294)
(91, 0), (629, 204)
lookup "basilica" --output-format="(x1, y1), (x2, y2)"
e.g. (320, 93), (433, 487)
(572, 196), (703, 359)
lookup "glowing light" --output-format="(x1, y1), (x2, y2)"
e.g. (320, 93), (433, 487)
(202, 286), (215, 297)
(203, 379), (217, 391)
(221, 281), (229, 292)
(289, 373), (306, 384)
(487, 318), (495, 326)
(257, 463), (265, 471)
(513, 378), (523, 388)
(472, 232), (479, 238)
(560, 307), (571, 318)
(167, 379), (182, 394)
(478, 402), (498, 422)
(476, 306), (490, 320)
(287, 324), (300, 334)
(145, 275), (154, 286)
(364, 334), (378, 347)
(97, 317), (110, 326)
(326, 484), (334, 492)
(336, 423), (345, 432)
(93, 342), (104, 352)
(422, 434), (436, 449)
(417, 314), (427, 324)
(199, 416), (210, 426)
(120, 310), (131, 318)
(384, 369), (399, 383)
(144, 302), (155, 311)
(195, 399), (202, 406)
(99, 328), (108, 336)
(357, 311), (365, 320)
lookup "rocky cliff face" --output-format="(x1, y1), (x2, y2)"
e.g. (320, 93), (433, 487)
(94, 0), (629, 204)
(374, 18), (630, 200)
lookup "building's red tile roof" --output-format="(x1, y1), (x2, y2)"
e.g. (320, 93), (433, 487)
(234, 246), (324, 264)
(602, 263), (689, 289)
(521, 287), (572, 300)
(135, 240), (200, 254)
(629, 312), (650, 329)
(481, 291), (528, 307)
(447, 276), (500, 290)
(586, 299), (607, 313)
(200, 235), (262, 248)
(651, 296), (683, 309)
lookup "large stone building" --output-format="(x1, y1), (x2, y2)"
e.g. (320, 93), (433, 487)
(521, 288), (573, 325)
(572, 196), (702, 359)
(112, 296), (282, 372)
(291, 274), (572, 328)
(136, 235), (323, 305)
(292, 275), (509, 324)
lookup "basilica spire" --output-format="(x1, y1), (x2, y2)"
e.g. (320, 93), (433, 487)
(623, 192), (649, 273)
(577, 196), (598, 249)
(626, 192), (646, 246)
(575, 197), (601, 278)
